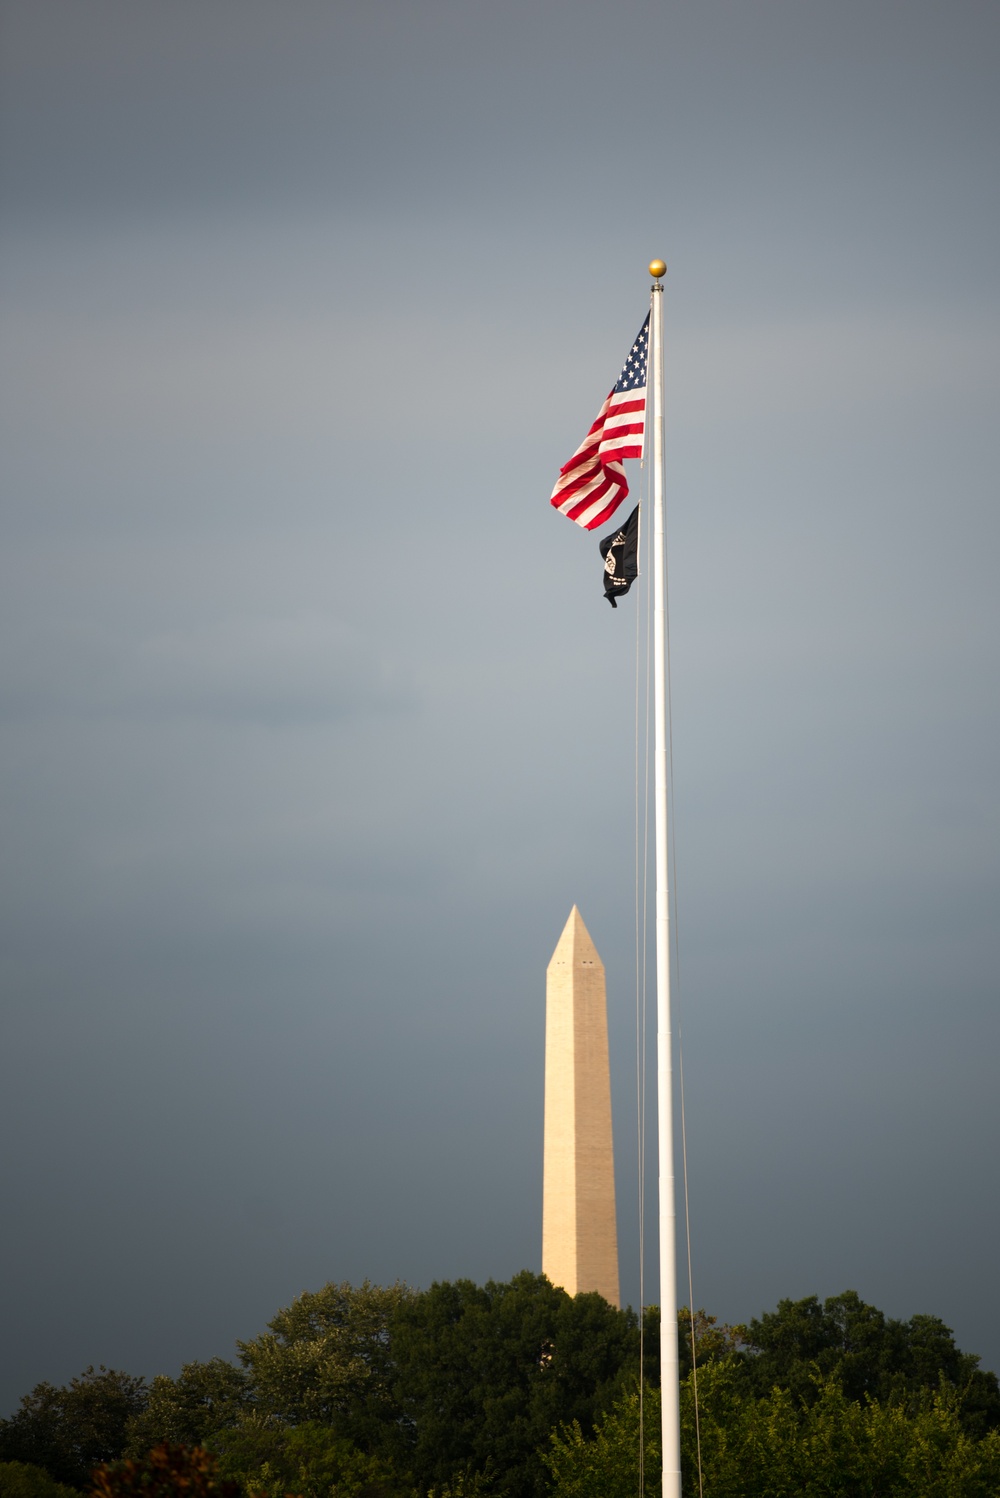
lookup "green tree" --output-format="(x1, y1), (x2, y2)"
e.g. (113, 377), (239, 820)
(741, 1291), (1000, 1433)
(392, 1270), (638, 1498)
(901, 1386), (1000, 1497)
(0, 1369), (148, 1489)
(544, 1386), (656, 1498)
(547, 1366), (757, 1498)
(900, 1314), (1000, 1438)
(90, 1444), (240, 1498)
(546, 1362), (1000, 1498)
(0, 1463), (79, 1498)
(212, 1421), (406, 1498)
(123, 1361), (250, 1459)
(235, 1281), (414, 1458)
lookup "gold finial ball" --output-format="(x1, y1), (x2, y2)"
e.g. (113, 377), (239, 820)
(649, 258), (667, 280)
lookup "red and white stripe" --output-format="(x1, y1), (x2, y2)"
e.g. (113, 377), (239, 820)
(549, 387), (646, 531)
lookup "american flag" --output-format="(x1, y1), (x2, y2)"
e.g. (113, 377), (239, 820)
(550, 314), (649, 530)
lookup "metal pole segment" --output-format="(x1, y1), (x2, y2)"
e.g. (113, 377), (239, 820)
(649, 263), (681, 1498)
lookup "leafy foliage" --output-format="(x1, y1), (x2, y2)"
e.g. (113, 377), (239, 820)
(543, 1390), (651, 1498)
(90, 1444), (240, 1498)
(391, 1270), (638, 1498)
(212, 1422), (406, 1498)
(236, 1280), (414, 1452)
(123, 1362), (250, 1460)
(0, 1462), (79, 1498)
(6, 1281), (999, 1498)
(0, 1369), (148, 1489)
(740, 1290), (1000, 1433)
(546, 1363), (1000, 1498)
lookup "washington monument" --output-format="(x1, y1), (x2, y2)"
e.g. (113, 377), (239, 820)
(542, 906), (620, 1307)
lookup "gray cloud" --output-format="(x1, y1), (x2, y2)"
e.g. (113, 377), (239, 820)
(1, 0), (999, 1423)
(1, 615), (414, 725)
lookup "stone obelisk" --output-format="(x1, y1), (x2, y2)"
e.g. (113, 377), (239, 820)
(542, 906), (620, 1307)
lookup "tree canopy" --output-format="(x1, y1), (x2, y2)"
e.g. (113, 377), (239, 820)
(3, 1280), (998, 1498)
(0, 1369), (148, 1489)
(123, 1361), (249, 1461)
(0, 1463), (79, 1498)
(739, 1290), (1000, 1434)
(391, 1271), (638, 1498)
(236, 1280), (413, 1450)
(547, 1365), (1000, 1498)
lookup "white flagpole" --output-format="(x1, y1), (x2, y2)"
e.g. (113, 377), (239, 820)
(648, 257), (681, 1498)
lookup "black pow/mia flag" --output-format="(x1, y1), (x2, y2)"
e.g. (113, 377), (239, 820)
(598, 505), (640, 608)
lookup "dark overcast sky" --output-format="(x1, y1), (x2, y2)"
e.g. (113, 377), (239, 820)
(2, 0), (999, 1414)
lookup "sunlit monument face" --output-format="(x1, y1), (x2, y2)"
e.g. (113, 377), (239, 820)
(542, 906), (620, 1308)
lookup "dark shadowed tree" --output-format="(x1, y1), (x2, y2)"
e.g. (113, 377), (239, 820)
(897, 1311), (1000, 1436)
(90, 1445), (240, 1498)
(211, 1421), (407, 1498)
(741, 1290), (1000, 1433)
(391, 1270), (638, 1498)
(0, 1463), (79, 1498)
(0, 1370), (148, 1489)
(123, 1361), (250, 1459)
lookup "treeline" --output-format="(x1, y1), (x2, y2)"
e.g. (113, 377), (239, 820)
(1, 1275), (999, 1498)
